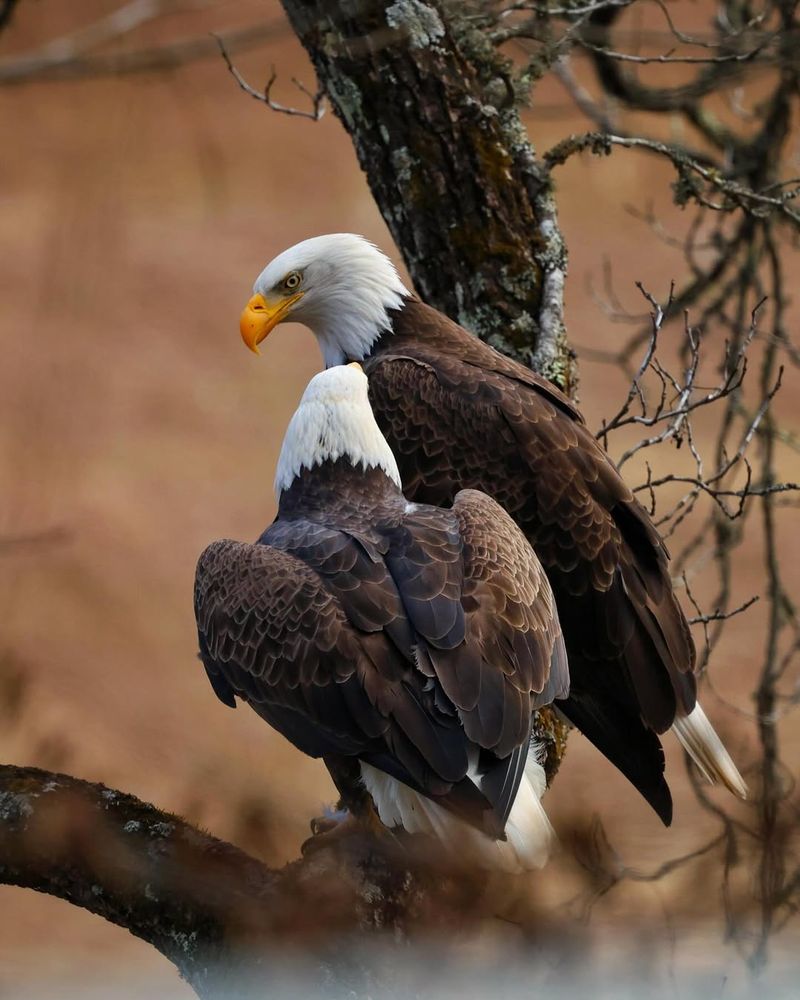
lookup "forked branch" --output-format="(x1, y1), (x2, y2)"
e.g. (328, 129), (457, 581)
(214, 35), (325, 120)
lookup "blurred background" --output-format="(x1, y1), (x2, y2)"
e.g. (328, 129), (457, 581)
(1, 1), (798, 997)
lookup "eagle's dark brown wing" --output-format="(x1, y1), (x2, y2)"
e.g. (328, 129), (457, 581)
(449, 489), (569, 826)
(397, 492), (569, 825)
(434, 490), (569, 758)
(194, 537), (470, 797)
(195, 489), (566, 834)
(366, 314), (696, 824)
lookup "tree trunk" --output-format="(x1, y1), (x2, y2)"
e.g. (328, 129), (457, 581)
(279, 0), (574, 391)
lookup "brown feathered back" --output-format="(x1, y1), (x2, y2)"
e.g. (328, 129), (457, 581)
(364, 299), (697, 824)
(195, 461), (568, 837)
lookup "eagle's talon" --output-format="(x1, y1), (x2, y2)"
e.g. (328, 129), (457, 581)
(300, 806), (398, 859)
(309, 813), (341, 836)
(301, 813), (360, 857)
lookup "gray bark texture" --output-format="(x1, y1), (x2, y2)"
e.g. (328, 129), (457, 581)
(1, 765), (483, 998)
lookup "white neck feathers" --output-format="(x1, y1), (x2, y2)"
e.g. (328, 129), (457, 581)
(312, 253), (408, 365)
(274, 366), (402, 498)
(254, 234), (410, 366)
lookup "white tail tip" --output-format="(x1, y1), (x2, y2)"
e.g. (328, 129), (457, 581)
(360, 749), (555, 873)
(672, 702), (748, 799)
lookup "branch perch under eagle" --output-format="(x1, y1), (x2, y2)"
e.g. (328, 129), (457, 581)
(0, 763), (485, 998)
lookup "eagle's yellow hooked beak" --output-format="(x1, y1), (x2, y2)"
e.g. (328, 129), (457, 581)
(239, 291), (303, 354)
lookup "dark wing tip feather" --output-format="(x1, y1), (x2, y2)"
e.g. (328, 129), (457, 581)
(479, 740), (531, 830)
(559, 691), (673, 826)
(204, 660), (237, 708)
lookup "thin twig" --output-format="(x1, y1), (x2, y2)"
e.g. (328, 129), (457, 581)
(214, 35), (325, 120)
(0, 19), (284, 85)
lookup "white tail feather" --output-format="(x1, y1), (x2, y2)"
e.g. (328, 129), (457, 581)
(672, 702), (748, 798)
(503, 750), (554, 870)
(360, 748), (554, 873)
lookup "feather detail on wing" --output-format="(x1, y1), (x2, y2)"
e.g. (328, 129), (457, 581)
(194, 538), (469, 791)
(433, 489), (569, 760)
(365, 304), (699, 823)
(195, 477), (567, 849)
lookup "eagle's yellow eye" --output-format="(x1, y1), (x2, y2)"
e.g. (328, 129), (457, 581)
(283, 271), (302, 292)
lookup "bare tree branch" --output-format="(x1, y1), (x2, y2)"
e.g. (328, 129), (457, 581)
(686, 593), (760, 628)
(0, 0), (20, 34)
(0, 18), (286, 86)
(1, 764), (280, 992)
(545, 132), (800, 222)
(576, 37), (770, 66)
(0, 764), (470, 999)
(214, 36), (324, 120)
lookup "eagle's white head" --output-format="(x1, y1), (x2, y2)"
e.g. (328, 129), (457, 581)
(274, 363), (402, 499)
(241, 234), (410, 367)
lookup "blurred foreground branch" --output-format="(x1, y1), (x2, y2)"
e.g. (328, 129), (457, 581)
(0, 0), (19, 34)
(0, 764), (460, 999)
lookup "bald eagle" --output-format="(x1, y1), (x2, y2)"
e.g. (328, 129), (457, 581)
(195, 364), (569, 871)
(239, 234), (746, 824)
